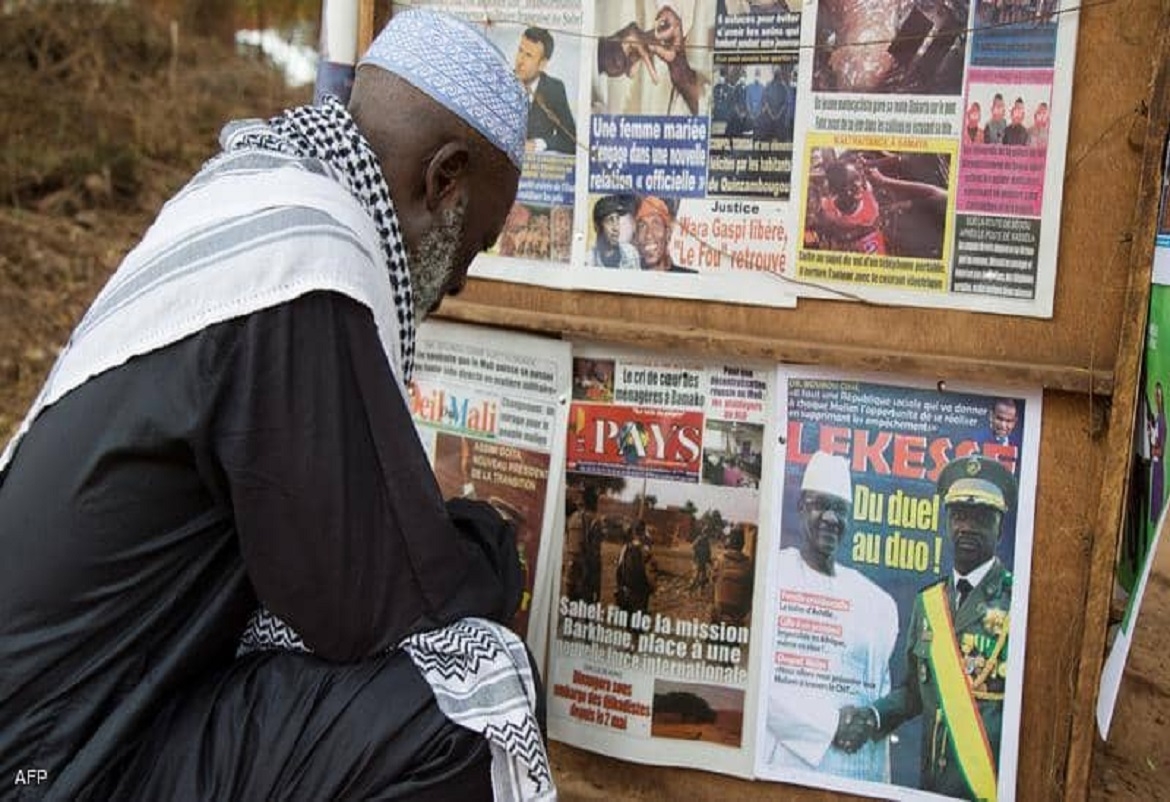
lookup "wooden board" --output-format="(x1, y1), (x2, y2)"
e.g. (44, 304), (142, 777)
(441, 2), (1160, 398)
(362, 0), (1170, 798)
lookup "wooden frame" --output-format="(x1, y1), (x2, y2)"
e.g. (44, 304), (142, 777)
(358, 3), (1170, 799)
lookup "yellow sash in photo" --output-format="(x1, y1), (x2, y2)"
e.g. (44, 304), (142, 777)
(921, 584), (998, 802)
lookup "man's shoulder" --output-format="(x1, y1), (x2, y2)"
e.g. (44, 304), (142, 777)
(983, 559), (1013, 597)
(538, 72), (567, 94)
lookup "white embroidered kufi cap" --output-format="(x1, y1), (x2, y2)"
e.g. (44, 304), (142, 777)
(359, 8), (529, 169)
(801, 451), (853, 502)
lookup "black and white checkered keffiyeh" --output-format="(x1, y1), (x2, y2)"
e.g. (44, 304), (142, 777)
(239, 609), (555, 802)
(221, 95), (416, 380)
(232, 100), (553, 802)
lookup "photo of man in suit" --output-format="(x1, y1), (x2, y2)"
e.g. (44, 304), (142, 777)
(514, 27), (577, 154)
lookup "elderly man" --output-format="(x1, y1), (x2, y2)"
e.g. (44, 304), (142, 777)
(0, 10), (549, 800)
(849, 455), (1018, 801)
(763, 452), (899, 783)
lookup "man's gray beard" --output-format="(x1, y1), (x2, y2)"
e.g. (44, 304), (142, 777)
(409, 201), (467, 320)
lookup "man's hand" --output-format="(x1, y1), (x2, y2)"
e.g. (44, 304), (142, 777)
(832, 705), (878, 753)
(650, 7), (700, 114)
(649, 7), (685, 63)
(446, 497), (524, 623)
(598, 22), (659, 83)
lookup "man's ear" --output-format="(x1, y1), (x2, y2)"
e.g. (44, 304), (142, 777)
(424, 141), (471, 211)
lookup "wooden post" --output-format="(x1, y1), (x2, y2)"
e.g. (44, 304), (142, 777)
(314, 0), (360, 104)
(1067, 11), (1170, 800)
(357, 0), (376, 56)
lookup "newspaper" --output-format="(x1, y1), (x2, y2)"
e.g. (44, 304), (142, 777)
(755, 370), (1041, 801)
(547, 343), (776, 776)
(786, 0), (1078, 316)
(410, 320), (571, 658)
(1098, 135), (1170, 736)
(398, 0), (798, 307)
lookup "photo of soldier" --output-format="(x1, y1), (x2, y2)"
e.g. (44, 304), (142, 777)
(811, 0), (968, 94)
(843, 455), (1020, 801)
(562, 481), (606, 604)
(710, 524), (754, 626)
(566, 475), (758, 648)
(615, 519), (659, 640)
(803, 148), (951, 260)
(690, 527), (713, 591)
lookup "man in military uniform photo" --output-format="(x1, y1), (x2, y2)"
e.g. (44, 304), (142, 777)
(841, 454), (1018, 801)
(562, 484), (604, 603)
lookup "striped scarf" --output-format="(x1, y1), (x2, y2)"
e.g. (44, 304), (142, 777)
(220, 95), (416, 380)
(231, 101), (554, 802)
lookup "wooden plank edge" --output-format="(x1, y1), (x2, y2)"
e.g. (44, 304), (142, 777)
(1064, 13), (1170, 802)
(357, 0), (375, 56)
(436, 298), (1114, 396)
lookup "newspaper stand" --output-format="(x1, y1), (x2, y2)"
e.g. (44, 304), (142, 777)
(359, 2), (1170, 799)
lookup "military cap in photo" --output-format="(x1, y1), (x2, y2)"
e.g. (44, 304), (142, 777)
(937, 454), (1018, 513)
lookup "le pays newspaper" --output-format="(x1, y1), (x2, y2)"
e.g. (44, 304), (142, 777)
(397, 0), (1078, 316)
(544, 345), (1041, 801)
(549, 344), (775, 777)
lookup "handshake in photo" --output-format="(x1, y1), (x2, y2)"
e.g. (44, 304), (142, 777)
(832, 705), (879, 753)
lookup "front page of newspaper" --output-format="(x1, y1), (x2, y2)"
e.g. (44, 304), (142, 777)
(787, 0), (1077, 316)
(406, 0), (799, 307)
(755, 370), (1041, 801)
(410, 320), (571, 659)
(547, 344), (776, 776)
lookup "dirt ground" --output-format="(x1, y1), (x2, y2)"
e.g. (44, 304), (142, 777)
(1088, 541), (1170, 801)
(1, 5), (1167, 801)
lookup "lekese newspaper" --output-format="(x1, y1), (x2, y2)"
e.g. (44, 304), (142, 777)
(756, 370), (1041, 801)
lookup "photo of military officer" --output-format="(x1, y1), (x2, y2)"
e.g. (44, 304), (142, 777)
(841, 455), (1018, 801)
